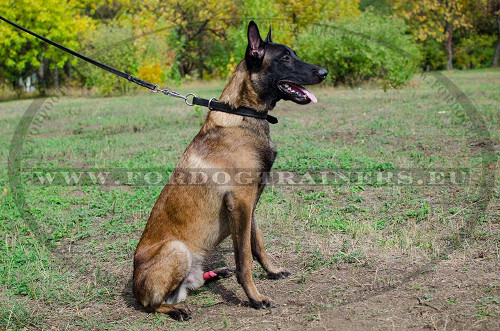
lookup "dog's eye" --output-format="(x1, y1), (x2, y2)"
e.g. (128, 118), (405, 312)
(281, 55), (291, 61)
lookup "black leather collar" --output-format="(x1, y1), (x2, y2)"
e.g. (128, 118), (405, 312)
(192, 97), (278, 124)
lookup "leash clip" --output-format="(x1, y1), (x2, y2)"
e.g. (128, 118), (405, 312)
(152, 85), (196, 106)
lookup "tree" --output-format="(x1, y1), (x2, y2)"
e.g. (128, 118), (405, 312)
(494, 8), (500, 67)
(392, 0), (472, 70)
(276, 0), (360, 40)
(133, 0), (237, 78)
(467, 0), (500, 67)
(0, 0), (92, 93)
(359, 0), (394, 15)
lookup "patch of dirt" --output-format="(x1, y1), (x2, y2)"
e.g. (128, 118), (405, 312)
(20, 217), (499, 330)
(68, 189), (86, 198)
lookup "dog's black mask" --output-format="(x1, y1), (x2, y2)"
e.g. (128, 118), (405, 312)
(245, 21), (328, 105)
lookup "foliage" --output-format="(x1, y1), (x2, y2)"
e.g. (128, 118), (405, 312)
(75, 23), (181, 95)
(75, 24), (139, 95)
(392, 0), (472, 42)
(421, 39), (447, 70)
(466, 0), (500, 68)
(392, 0), (473, 70)
(455, 33), (496, 69)
(208, 0), (359, 81)
(0, 0), (92, 91)
(359, 0), (394, 15)
(298, 11), (421, 89)
(276, 0), (361, 30)
(391, 0), (499, 69)
(135, 0), (237, 79)
(0, 0), (499, 95)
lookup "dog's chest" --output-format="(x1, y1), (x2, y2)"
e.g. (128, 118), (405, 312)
(260, 139), (277, 172)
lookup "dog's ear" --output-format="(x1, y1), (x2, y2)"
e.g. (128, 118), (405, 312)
(264, 25), (272, 43)
(246, 21), (265, 65)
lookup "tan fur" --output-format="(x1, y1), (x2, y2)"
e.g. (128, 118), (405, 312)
(219, 62), (264, 111)
(133, 59), (289, 317)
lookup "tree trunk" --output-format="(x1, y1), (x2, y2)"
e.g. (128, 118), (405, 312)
(198, 34), (204, 79)
(492, 16), (500, 68)
(65, 61), (72, 80)
(292, 13), (298, 42)
(36, 59), (46, 95)
(446, 22), (453, 70)
(53, 67), (59, 89)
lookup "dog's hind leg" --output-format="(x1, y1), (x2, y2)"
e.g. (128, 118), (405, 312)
(133, 240), (193, 320)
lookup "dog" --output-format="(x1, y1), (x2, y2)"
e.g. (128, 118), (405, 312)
(133, 21), (327, 321)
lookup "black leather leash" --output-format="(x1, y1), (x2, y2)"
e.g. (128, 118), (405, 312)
(0, 15), (278, 124)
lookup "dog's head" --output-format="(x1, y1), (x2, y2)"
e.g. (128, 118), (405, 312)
(245, 21), (327, 105)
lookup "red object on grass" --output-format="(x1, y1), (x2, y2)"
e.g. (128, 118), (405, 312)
(203, 271), (218, 280)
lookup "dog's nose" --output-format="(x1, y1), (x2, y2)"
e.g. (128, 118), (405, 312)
(318, 68), (328, 80)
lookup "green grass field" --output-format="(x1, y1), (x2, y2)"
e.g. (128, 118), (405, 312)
(0, 69), (499, 329)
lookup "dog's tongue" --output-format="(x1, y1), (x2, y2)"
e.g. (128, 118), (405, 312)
(293, 84), (317, 103)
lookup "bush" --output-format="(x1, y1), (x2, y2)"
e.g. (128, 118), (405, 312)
(75, 25), (139, 95)
(297, 11), (421, 89)
(421, 39), (447, 71)
(455, 34), (496, 69)
(76, 24), (181, 95)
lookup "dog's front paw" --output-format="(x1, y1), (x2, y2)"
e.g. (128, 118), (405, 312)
(249, 295), (276, 309)
(267, 269), (292, 280)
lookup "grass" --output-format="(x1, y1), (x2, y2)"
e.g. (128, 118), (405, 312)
(0, 68), (499, 329)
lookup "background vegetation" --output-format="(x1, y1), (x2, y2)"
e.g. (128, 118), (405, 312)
(0, 0), (499, 96)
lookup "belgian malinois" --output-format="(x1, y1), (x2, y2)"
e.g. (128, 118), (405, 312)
(133, 21), (327, 320)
